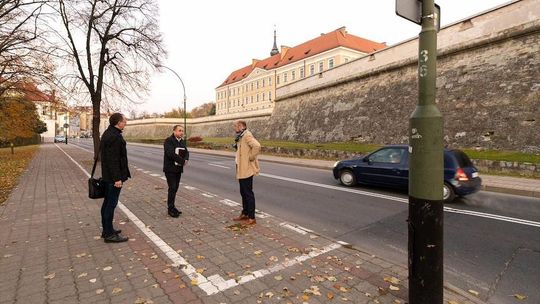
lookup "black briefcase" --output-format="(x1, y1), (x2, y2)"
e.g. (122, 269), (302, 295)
(88, 154), (105, 199)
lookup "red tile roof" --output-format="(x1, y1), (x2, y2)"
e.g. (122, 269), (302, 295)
(217, 27), (386, 88)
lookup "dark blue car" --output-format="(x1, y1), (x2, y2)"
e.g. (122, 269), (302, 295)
(332, 145), (482, 203)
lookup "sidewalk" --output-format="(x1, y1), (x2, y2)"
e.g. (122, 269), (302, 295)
(129, 142), (540, 199)
(0, 143), (484, 303)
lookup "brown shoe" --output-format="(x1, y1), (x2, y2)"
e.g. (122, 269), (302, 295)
(244, 219), (256, 226)
(233, 214), (249, 221)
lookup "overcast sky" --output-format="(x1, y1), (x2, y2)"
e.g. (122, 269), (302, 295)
(139, 0), (513, 114)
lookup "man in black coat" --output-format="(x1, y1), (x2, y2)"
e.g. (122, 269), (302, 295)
(100, 113), (131, 243)
(163, 125), (189, 217)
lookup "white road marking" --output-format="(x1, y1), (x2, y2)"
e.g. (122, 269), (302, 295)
(260, 173), (540, 229)
(201, 193), (215, 198)
(219, 199), (240, 207)
(280, 223), (307, 235)
(150, 174), (161, 177)
(184, 185), (198, 191)
(208, 163), (230, 169)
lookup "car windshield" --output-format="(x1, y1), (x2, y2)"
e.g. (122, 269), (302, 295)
(451, 150), (474, 168)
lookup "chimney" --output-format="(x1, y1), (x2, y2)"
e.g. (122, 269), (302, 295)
(338, 26), (347, 37)
(280, 45), (290, 60)
(251, 59), (260, 68)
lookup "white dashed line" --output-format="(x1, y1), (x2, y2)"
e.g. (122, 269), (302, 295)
(208, 163), (230, 169)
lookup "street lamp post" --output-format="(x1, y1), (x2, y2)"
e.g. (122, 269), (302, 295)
(158, 65), (187, 143)
(396, 0), (443, 303)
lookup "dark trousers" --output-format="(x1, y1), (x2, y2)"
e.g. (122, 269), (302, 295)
(101, 181), (121, 237)
(165, 172), (182, 210)
(239, 176), (255, 219)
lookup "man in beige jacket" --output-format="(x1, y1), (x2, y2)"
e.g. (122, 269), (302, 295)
(232, 120), (261, 225)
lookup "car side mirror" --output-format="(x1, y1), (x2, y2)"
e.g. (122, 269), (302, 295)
(363, 157), (371, 164)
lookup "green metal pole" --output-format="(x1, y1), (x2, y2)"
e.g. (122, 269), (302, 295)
(408, 0), (443, 303)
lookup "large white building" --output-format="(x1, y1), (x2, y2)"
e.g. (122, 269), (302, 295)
(215, 27), (386, 115)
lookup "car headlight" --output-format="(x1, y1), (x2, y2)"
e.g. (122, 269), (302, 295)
(333, 161), (340, 168)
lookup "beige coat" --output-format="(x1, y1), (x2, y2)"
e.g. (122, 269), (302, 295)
(235, 130), (261, 179)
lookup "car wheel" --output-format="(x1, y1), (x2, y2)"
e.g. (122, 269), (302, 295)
(443, 182), (456, 203)
(339, 170), (357, 187)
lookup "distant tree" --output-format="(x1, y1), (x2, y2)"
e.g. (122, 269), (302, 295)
(190, 102), (215, 118)
(163, 107), (191, 118)
(0, 96), (44, 153)
(51, 0), (166, 156)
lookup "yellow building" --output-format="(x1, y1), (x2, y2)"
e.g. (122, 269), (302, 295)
(215, 27), (386, 115)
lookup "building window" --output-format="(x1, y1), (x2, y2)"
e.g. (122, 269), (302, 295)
(300, 67), (304, 78)
(256, 81), (259, 89)
(292, 70), (296, 80)
(262, 93), (265, 101)
(284, 73), (287, 83)
(251, 83), (254, 90)
(257, 94), (259, 102)
(319, 62), (323, 72)
(328, 58), (334, 69)
(262, 79), (265, 87)
(344, 57), (349, 63)
(269, 76), (272, 85)
(269, 91), (272, 100)
(277, 75), (280, 85)
(251, 96), (253, 103)
(310, 64), (314, 75)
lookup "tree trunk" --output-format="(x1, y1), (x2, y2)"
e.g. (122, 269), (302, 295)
(91, 95), (101, 158)
(10, 142), (14, 155)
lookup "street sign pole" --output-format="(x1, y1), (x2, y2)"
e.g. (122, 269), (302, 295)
(408, 0), (444, 303)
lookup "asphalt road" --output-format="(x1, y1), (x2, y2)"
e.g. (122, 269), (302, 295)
(73, 139), (540, 303)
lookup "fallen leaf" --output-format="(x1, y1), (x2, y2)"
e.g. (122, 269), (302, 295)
(112, 287), (122, 294)
(103, 266), (112, 271)
(233, 290), (240, 295)
(76, 253), (87, 258)
(150, 255), (158, 259)
(447, 301), (459, 304)
(265, 291), (274, 298)
(389, 285), (400, 291)
(384, 276), (401, 285)
(514, 294), (527, 300)
(3, 254), (13, 258)
(96, 289), (104, 295)
(327, 276), (337, 282)
(327, 292), (335, 300)
(196, 255), (205, 260)
(178, 284), (186, 289)
(274, 275), (283, 281)
(254, 250), (263, 256)
(89, 278), (97, 283)
(269, 256), (278, 262)
(93, 236), (101, 240)
(134, 297), (154, 304)
(468, 289), (479, 296)
(190, 279), (198, 286)
(43, 273), (55, 280)
(196, 268), (206, 274)
(77, 272), (88, 278)
(162, 268), (172, 274)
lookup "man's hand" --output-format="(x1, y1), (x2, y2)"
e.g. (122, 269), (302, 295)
(184, 160), (188, 166)
(114, 180), (122, 188)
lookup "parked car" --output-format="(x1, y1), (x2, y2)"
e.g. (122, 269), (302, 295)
(54, 135), (66, 143)
(332, 145), (482, 203)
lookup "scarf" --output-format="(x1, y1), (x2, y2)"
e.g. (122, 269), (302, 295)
(233, 129), (246, 151)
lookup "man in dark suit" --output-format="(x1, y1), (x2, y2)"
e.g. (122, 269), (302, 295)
(100, 113), (131, 243)
(163, 125), (189, 218)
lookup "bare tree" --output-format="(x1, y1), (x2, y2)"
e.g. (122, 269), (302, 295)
(0, 0), (49, 96)
(52, 0), (165, 155)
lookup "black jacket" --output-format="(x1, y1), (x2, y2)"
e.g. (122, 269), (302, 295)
(100, 125), (131, 182)
(163, 135), (189, 174)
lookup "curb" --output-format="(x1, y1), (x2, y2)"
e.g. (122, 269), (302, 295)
(126, 142), (540, 199)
